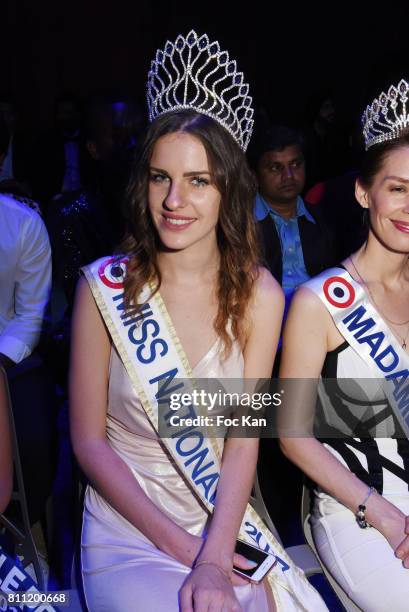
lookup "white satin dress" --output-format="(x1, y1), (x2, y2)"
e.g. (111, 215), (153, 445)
(81, 339), (271, 611)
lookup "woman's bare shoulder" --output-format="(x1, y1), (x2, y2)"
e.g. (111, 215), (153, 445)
(290, 283), (328, 314)
(74, 275), (101, 311)
(284, 283), (336, 348)
(72, 276), (110, 343)
(252, 266), (284, 308)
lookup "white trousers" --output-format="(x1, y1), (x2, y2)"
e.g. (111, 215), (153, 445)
(311, 495), (409, 612)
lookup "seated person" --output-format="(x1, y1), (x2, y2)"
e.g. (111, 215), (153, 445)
(70, 31), (326, 612)
(250, 125), (335, 316)
(279, 78), (409, 611)
(45, 95), (143, 387)
(249, 126), (336, 543)
(46, 94), (143, 307)
(0, 193), (55, 526)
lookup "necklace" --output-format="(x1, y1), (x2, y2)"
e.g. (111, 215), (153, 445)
(348, 256), (409, 349)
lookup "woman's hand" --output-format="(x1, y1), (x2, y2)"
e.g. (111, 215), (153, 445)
(394, 515), (409, 568)
(230, 553), (256, 586)
(180, 534), (254, 586)
(180, 563), (242, 612)
(372, 508), (409, 567)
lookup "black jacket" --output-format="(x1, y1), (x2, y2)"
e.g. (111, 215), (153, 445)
(257, 201), (336, 285)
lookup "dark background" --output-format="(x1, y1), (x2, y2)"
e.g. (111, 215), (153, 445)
(4, 0), (409, 138)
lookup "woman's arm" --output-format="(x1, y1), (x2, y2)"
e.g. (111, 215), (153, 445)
(70, 278), (202, 567)
(279, 287), (407, 552)
(196, 268), (284, 570)
(180, 269), (284, 610)
(0, 368), (13, 513)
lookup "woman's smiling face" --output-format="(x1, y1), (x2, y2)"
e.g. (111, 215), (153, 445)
(148, 131), (221, 252)
(357, 146), (409, 253)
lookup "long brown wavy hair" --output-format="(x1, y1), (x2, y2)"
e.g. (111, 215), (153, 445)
(120, 109), (261, 356)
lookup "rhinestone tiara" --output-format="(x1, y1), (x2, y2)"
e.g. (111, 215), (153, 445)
(362, 78), (409, 150)
(146, 30), (254, 151)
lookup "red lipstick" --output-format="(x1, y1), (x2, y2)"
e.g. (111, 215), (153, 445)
(392, 220), (409, 234)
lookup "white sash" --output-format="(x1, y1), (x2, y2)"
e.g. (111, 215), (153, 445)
(83, 256), (328, 612)
(306, 267), (409, 440)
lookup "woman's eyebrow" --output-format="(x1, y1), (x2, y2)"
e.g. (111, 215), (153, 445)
(149, 167), (212, 177)
(382, 175), (409, 183)
(149, 166), (168, 174)
(183, 171), (212, 177)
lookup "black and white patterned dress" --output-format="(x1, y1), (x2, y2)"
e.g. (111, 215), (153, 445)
(309, 333), (409, 611)
(318, 340), (409, 497)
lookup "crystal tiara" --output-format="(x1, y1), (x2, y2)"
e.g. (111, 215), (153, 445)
(146, 30), (254, 151)
(362, 78), (409, 150)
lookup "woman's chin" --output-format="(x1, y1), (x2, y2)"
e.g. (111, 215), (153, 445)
(155, 225), (217, 254)
(370, 226), (409, 255)
(157, 234), (193, 252)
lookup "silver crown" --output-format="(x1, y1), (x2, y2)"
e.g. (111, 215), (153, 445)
(362, 79), (409, 150)
(147, 30), (254, 151)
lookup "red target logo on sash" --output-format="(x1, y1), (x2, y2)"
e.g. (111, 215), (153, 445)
(98, 257), (128, 289)
(323, 276), (355, 308)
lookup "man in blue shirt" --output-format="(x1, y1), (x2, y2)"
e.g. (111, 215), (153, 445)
(251, 127), (335, 543)
(252, 125), (334, 313)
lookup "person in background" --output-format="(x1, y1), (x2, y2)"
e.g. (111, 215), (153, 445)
(0, 93), (31, 196)
(47, 94), (143, 309)
(0, 117), (41, 212)
(305, 169), (365, 261)
(302, 90), (348, 188)
(249, 125), (335, 545)
(0, 193), (56, 526)
(45, 95), (143, 391)
(304, 120), (367, 261)
(251, 125), (335, 319)
(31, 92), (86, 207)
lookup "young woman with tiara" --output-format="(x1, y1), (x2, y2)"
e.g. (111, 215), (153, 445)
(69, 30), (327, 612)
(280, 79), (409, 611)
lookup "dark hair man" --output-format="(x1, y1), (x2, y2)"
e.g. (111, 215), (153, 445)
(251, 125), (335, 314)
(250, 126), (336, 542)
